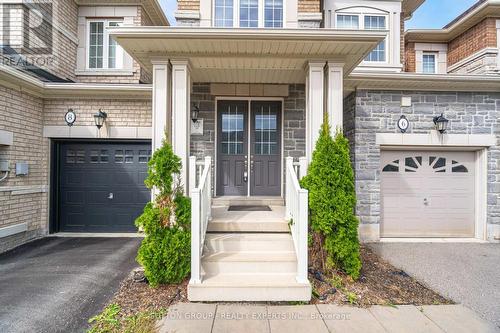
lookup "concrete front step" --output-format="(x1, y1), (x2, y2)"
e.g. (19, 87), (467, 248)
(202, 251), (297, 274)
(208, 206), (288, 232)
(204, 233), (295, 252)
(188, 273), (312, 301)
(212, 196), (284, 207)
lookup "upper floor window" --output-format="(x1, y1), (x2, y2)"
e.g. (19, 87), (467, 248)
(240, 0), (258, 27)
(215, 0), (234, 27)
(214, 0), (283, 28)
(88, 20), (124, 69)
(337, 15), (359, 29)
(264, 0), (283, 28)
(336, 13), (387, 63)
(423, 53), (437, 74)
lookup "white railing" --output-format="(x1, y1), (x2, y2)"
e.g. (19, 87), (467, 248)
(285, 156), (309, 284)
(189, 156), (212, 284)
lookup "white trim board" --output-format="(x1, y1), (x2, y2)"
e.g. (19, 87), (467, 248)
(0, 223), (28, 238)
(376, 133), (496, 148)
(43, 126), (152, 139)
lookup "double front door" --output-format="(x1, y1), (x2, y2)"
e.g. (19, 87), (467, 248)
(217, 100), (282, 196)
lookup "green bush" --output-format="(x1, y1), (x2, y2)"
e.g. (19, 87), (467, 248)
(135, 137), (191, 287)
(300, 116), (361, 279)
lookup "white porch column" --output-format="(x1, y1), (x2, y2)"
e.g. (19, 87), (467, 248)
(305, 61), (326, 161)
(326, 62), (344, 134)
(152, 59), (171, 151)
(171, 59), (191, 193)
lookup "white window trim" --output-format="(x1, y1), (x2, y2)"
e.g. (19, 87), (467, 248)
(422, 52), (437, 74)
(86, 19), (124, 71)
(334, 11), (389, 64)
(212, 0), (286, 28)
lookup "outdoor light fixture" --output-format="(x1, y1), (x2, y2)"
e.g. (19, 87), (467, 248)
(433, 113), (449, 134)
(94, 109), (107, 129)
(191, 103), (200, 123)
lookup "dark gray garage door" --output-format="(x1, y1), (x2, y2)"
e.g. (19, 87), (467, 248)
(58, 142), (151, 232)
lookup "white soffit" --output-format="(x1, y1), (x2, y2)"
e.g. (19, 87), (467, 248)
(109, 27), (386, 84)
(346, 72), (500, 93)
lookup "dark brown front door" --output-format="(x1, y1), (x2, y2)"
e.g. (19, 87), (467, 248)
(216, 100), (282, 197)
(217, 100), (248, 196)
(250, 101), (281, 196)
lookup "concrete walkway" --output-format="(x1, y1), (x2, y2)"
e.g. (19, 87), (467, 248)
(158, 303), (499, 333)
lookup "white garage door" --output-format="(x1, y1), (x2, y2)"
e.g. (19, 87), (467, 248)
(381, 151), (475, 238)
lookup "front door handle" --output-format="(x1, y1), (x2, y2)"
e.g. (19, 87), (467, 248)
(108, 192), (114, 200)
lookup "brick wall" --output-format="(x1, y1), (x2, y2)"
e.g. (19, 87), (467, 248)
(298, 0), (321, 13)
(0, 1), (78, 81)
(178, 0), (200, 11)
(345, 90), (500, 240)
(405, 42), (416, 72)
(43, 99), (152, 127)
(448, 18), (498, 66)
(0, 85), (48, 253)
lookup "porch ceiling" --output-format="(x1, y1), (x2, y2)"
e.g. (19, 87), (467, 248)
(109, 27), (386, 84)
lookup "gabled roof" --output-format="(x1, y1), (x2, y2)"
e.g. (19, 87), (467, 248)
(74, 0), (169, 26)
(405, 0), (500, 43)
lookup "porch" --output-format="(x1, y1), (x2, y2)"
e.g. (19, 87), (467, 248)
(110, 27), (385, 301)
(188, 156), (310, 301)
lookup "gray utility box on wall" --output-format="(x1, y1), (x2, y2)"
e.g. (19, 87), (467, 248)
(0, 161), (9, 172)
(15, 162), (29, 176)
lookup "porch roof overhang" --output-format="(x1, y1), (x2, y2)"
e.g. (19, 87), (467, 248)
(109, 27), (386, 84)
(345, 71), (500, 95)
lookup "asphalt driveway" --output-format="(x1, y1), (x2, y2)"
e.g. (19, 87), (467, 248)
(369, 242), (500, 328)
(0, 237), (141, 333)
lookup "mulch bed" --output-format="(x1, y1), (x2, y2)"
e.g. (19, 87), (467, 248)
(308, 245), (452, 306)
(111, 272), (188, 318)
(107, 246), (451, 319)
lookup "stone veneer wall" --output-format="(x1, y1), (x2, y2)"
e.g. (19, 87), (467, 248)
(0, 86), (48, 253)
(190, 83), (306, 195)
(448, 51), (500, 75)
(344, 90), (500, 240)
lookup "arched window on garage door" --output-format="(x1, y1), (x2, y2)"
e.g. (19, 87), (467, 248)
(382, 156), (469, 174)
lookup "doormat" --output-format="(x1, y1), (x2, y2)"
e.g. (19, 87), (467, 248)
(228, 205), (272, 211)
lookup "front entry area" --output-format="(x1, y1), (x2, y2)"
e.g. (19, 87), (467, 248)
(216, 100), (282, 197)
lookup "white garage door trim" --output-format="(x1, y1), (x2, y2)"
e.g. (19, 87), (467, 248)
(375, 133), (494, 241)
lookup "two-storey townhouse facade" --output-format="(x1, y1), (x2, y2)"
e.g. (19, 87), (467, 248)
(0, 0), (168, 252)
(1, 0), (500, 302)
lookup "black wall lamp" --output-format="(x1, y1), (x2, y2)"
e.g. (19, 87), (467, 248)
(191, 103), (200, 123)
(433, 113), (449, 134)
(94, 109), (107, 129)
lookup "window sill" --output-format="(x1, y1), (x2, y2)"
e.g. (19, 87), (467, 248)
(76, 70), (135, 76)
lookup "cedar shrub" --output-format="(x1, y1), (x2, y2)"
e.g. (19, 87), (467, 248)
(135, 137), (191, 287)
(300, 116), (361, 279)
